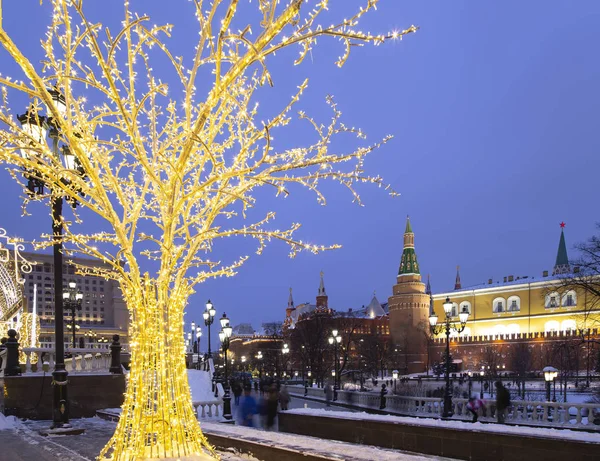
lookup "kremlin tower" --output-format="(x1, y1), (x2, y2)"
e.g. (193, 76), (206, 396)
(387, 216), (430, 374)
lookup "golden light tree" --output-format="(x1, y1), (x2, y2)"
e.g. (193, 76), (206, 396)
(0, 0), (416, 459)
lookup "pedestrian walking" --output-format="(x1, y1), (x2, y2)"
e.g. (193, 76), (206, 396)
(495, 381), (510, 424)
(233, 381), (243, 406)
(380, 383), (387, 409)
(279, 385), (291, 410)
(266, 385), (279, 430)
(240, 386), (257, 427)
(324, 383), (333, 407)
(466, 397), (485, 422)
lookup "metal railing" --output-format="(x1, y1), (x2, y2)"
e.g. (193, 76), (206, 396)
(288, 387), (600, 430)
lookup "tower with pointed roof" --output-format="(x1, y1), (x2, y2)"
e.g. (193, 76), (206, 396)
(454, 266), (462, 290)
(283, 287), (296, 330)
(316, 271), (329, 311)
(388, 216), (430, 374)
(553, 222), (571, 275)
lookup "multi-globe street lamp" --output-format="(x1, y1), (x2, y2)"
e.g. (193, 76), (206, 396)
(85, 330), (97, 348)
(328, 329), (342, 398)
(203, 300), (216, 358)
(281, 342), (290, 378)
(218, 313), (233, 421)
(256, 350), (263, 379)
(429, 297), (469, 418)
(17, 89), (87, 428)
(195, 326), (202, 369)
(63, 280), (83, 348)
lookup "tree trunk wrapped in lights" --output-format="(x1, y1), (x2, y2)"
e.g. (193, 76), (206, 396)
(0, 0), (416, 459)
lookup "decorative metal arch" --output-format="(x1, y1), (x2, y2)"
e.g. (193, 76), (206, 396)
(0, 228), (33, 322)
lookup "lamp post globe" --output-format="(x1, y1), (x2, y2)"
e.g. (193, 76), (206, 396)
(204, 299), (216, 358)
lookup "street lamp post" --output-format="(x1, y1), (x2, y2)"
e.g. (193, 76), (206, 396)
(544, 366), (558, 402)
(256, 350), (263, 379)
(281, 342), (290, 382)
(218, 313), (233, 421)
(196, 326), (202, 369)
(429, 297), (469, 418)
(392, 370), (399, 394)
(63, 280), (83, 348)
(17, 90), (88, 429)
(328, 329), (342, 399)
(203, 300), (216, 358)
(479, 371), (485, 399)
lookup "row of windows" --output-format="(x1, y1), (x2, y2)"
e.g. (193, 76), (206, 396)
(27, 274), (105, 285)
(447, 319), (578, 338)
(492, 296), (522, 313)
(489, 290), (577, 314)
(545, 291), (577, 308)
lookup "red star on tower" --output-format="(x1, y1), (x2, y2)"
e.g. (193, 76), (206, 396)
(560, 222), (566, 228)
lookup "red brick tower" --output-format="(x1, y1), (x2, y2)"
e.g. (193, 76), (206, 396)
(388, 216), (430, 374)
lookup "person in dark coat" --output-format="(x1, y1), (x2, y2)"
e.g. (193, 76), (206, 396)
(324, 383), (333, 407)
(380, 383), (388, 409)
(233, 381), (243, 406)
(265, 385), (279, 429)
(495, 381), (510, 424)
(279, 385), (291, 410)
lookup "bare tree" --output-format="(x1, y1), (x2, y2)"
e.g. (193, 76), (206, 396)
(510, 342), (533, 398)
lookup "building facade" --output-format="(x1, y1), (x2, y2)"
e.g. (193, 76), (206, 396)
(21, 252), (129, 348)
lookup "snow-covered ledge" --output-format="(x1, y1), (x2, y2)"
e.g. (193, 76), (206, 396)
(284, 408), (600, 443)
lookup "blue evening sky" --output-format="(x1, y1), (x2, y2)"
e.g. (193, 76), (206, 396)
(1, 1), (599, 347)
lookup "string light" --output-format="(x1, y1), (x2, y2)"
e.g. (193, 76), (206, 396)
(0, 1), (416, 459)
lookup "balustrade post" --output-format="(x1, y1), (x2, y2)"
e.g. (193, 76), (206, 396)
(4, 329), (21, 376)
(110, 335), (122, 374)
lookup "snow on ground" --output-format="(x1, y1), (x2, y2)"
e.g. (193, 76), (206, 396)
(0, 413), (20, 430)
(200, 421), (452, 461)
(189, 369), (222, 402)
(286, 408), (600, 443)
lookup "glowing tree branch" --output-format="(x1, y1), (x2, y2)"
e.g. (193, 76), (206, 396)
(0, 0), (416, 459)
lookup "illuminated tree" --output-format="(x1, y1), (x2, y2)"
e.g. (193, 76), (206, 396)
(0, 0), (416, 459)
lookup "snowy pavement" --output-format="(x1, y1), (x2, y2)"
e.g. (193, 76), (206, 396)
(0, 417), (258, 460)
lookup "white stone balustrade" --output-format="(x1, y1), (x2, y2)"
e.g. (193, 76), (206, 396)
(288, 386), (600, 430)
(21, 347), (113, 374)
(193, 400), (223, 419)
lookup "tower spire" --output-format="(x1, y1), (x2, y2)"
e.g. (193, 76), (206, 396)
(398, 215), (420, 275)
(288, 287), (294, 308)
(553, 222), (571, 275)
(318, 270), (326, 296)
(454, 265), (462, 290)
(316, 270), (329, 310)
(426, 274), (434, 315)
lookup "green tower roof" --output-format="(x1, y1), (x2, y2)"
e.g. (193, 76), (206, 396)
(553, 224), (571, 275)
(555, 229), (569, 267)
(398, 216), (419, 275)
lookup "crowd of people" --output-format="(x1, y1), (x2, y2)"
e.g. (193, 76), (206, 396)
(229, 377), (292, 428)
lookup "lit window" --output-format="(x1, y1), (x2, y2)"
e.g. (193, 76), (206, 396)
(562, 290), (577, 307)
(493, 298), (506, 313)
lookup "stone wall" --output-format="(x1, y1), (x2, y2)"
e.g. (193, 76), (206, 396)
(2, 373), (125, 419)
(278, 412), (599, 461)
